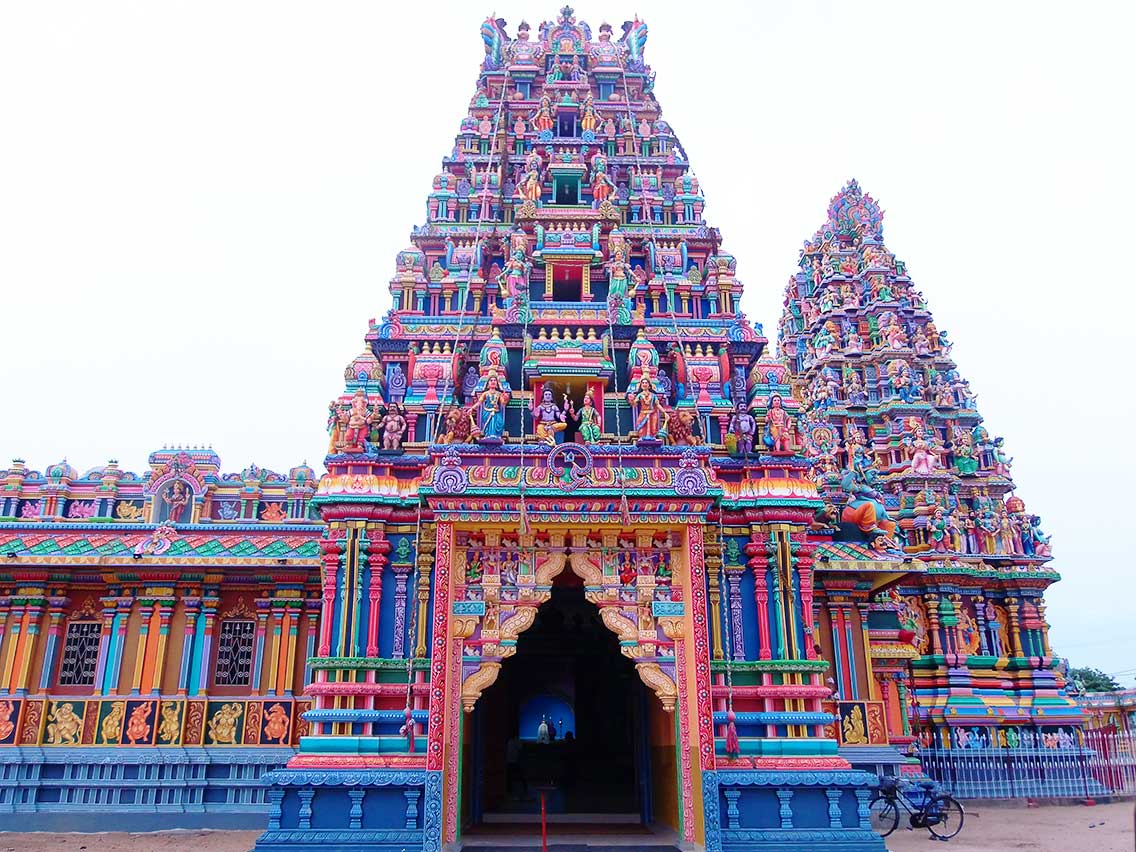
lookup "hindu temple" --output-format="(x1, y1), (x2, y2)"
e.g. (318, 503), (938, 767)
(0, 8), (1086, 851)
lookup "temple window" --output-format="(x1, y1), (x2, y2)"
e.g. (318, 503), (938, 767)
(57, 620), (101, 686)
(516, 81), (532, 99)
(557, 113), (577, 138)
(598, 81), (614, 101)
(214, 618), (256, 686)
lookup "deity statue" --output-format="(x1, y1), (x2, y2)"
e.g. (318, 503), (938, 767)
(992, 437), (1013, 477)
(207, 702), (243, 745)
(929, 507), (950, 552)
(531, 95), (554, 132)
(842, 704), (869, 745)
(605, 241), (637, 324)
(380, 403), (408, 451)
(263, 703), (291, 744)
(261, 502), (288, 522)
(339, 389), (375, 452)
(126, 702), (153, 744)
(472, 370), (511, 441)
(46, 702), (81, 745)
(101, 700), (126, 743)
(157, 703), (181, 744)
(115, 501), (145, 521)
(727, 401), (757, 456)
(590, 22), (624, 69)
(627, 375), (666, 442)
(905, 418), (939, 475)
(590, 154), (616, 206)
(845, 370), (868, 406)
(840, 465), (901, 550)
(814, 321), (838, 358)
(531, 388), (567, 445)
(162, 480), (190, 523)
(763, 394), (793, 454)
(566, 390), (602, 443)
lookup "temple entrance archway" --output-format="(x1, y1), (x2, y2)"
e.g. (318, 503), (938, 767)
(461, 578), (670, 831)
(432, 521), (712, 848)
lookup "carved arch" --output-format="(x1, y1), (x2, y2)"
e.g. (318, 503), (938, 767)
(458, 543), (679, 712)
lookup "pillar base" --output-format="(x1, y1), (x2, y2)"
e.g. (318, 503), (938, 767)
(702, 768), (884, 852)
(253, 768), (437, 852)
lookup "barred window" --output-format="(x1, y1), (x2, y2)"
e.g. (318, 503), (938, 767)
(214, 619), (256, 686)
(58, 621), (101, 686)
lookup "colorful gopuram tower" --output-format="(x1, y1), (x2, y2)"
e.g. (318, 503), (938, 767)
(254, 9), (882, 852)
(778, 181), (1081, 759)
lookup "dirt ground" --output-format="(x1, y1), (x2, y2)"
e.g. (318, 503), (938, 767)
(0, 802), (1131, 851)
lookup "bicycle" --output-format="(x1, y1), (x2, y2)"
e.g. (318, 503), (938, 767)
(868, 776), (965, 840)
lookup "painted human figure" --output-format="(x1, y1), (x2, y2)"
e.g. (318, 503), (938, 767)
(727, 401), (756, 456)
(531, 388), (567, 445)
(627, 376), (665, 441)
(498, 250), (530, 301)
(380, 403), (407, 451)
(531, 96), (554, 133)
(764, 394), (792, 453)
(566, 390), (602, 443)
(163, 480), (190, 523)
(907, 420), (938, 475)
(473, 371), (510, 440)
(929, 507), (950, 552)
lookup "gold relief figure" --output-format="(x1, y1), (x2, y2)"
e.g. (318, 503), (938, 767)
(115, 502), (144, 521)
(207, 702), (243, 745)
(841, 704), (869, 745)
(262, 703), (290, 744)
(46, 702), (82, 745)
(157, 703), (181, 744)
(100, 700), (126, 743)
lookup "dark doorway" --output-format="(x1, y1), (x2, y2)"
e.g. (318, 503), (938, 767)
(464, 580), (651, 829)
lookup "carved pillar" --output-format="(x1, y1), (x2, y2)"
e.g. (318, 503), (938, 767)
(726, 569), (745, 661)
(252, 599), (271, 693)
(1006, 598), (1025, 658)
(149, 597), (176, 695)
(36, 597), (68, 692)
(130, 600), (155, 695)
(746, 531), (772, 660)
(706, 525), (724, 660)
(392, 564), (412, 659)
(415, 524), (436, 658)
(365, 531), (390, 657)
(177, 596), (201, 695)
(317, 533), (343, 657)
(974, 595), (990, 656)
(193, 595), (220, 695)
(925, 593), (942, 655)
(1037, 601), (1052, 657)
(93, 596), (117, 694)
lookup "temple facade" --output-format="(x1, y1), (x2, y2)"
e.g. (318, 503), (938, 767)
(0, 8), (1083, 851)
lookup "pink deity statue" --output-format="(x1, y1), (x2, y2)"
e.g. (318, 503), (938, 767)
(163, 480), (190, 523)
(340, 390), (374, 451)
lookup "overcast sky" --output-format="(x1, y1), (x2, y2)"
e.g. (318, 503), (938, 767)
(1, 2), (1132, 678)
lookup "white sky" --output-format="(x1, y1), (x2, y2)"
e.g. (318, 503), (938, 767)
(1, 2), (1132, 679)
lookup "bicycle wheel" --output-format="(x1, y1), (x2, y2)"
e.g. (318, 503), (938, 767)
(868, 794), (900, 837)
(926, 795), (964, 840)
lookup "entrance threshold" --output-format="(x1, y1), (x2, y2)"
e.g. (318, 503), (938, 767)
(461, 821), (682, 850)
(482, 812), (641, 824)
